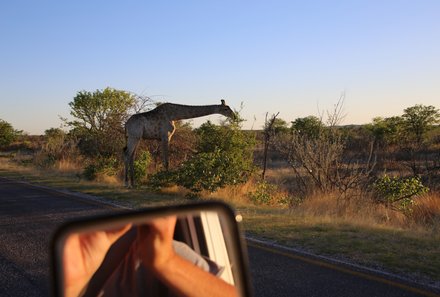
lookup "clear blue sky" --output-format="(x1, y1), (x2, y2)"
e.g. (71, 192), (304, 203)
(1, 0), (439, 134)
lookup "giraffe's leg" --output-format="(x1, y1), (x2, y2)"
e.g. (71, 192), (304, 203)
(124, 137), (139, 187)
(124, 148), (129, 186)
(130, 152), (135, 187)
(160, 122), (175, 171)
(161, 137), (169, 171)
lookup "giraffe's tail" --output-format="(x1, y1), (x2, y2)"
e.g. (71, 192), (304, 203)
(123, 125), (128, 154)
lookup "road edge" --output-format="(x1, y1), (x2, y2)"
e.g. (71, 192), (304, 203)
(246, 236), (440, 296)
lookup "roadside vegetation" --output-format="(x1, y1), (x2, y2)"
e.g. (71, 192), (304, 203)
(1, 88), (439, 284)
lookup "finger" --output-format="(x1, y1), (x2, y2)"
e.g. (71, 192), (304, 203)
(105, 224), (132, 244)
(148, 216), (177, 236)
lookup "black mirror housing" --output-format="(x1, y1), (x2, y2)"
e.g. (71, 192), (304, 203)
(51, 201), (252, 297)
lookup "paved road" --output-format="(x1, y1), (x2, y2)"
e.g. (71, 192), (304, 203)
(0, 177), (438, 297)
(0, 177), (121, 297)
(247, 242), (439, 297)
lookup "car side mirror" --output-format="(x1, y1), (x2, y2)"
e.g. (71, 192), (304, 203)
(51, 201), (252, 297)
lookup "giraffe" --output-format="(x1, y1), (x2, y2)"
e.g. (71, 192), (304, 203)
(123, 99), (235, 187)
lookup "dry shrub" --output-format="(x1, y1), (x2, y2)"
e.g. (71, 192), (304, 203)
(1, 154), (50, 177)
(55, 159), (83, 173)
(292, 193), (407, 228)
(94, 173), (121, 185)
(411, 194), (440, 228)
(0, 157), (26, 171)
(292, 193), (338, 218)
(11, 151), (34, 165)
(210, 180), (258, 206)
(148, 179), (256, 206)
(145, 176), (240, 201)
(159, 185), (189, 196)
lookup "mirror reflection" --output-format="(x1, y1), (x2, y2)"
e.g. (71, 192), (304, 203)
(59, 211), (240, 297)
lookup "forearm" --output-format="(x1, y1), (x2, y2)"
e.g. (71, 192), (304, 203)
(65, 283), (85, 297)
(154, 254), (239, 297)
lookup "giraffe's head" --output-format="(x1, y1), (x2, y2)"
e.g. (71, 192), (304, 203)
(218, 99), (236, 119)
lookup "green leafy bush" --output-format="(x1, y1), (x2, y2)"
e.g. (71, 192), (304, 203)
(175, 149), (227, 193)
(248, 180), (291, 206)
(0, 119), (21, 148)
(147, 170), (178, 191)
(372, 175), (429, 214)
(248, 180), (277, 205)
(175, 121), (256, 194)
(133, 150), (151, 184)
(83, 157), (119, 180)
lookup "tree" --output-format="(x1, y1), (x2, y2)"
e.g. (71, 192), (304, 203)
(366, 116), (404, 148)
(291, 116), (324, 139)
(401, 104), (440, 146)
(67, 87), (136, 157)
(0, 119), (21, 148)
(268, 117), (290, 135)
(262, 113), (289, 179)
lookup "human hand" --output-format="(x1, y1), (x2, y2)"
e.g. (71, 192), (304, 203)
(63, 224), (131, 297)
(135, 215), (177, 273)
(134, 216), (239, 297)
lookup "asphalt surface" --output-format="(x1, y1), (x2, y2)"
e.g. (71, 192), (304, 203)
(247, 243), (439, 297)
(0, 177), (121, 297)
(0, 177), (438, 297)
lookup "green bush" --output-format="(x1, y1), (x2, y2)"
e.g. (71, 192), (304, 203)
(248, 180), (277, 205)
(175, 149), (227, 193)
(372, 175), (429, 214)
(248, 180), (292, 206)
(147, 170), (178, 191)
(175, 121), (256, 194)
(133, 151), (151, 184)
(83, 157), (119, 180)
(0, 119), (21, 148)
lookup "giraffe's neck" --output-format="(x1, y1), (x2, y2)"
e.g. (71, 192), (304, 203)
(163, 104), (221, 120)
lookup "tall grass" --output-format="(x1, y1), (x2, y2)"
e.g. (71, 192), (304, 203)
(412, 194), (440, 231)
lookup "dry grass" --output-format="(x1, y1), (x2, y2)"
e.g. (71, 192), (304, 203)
(210, 181), (255, 206)
(292, 193), (407, 228)
(55, 158), (83, 173)
(412, 194), (440, 230)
